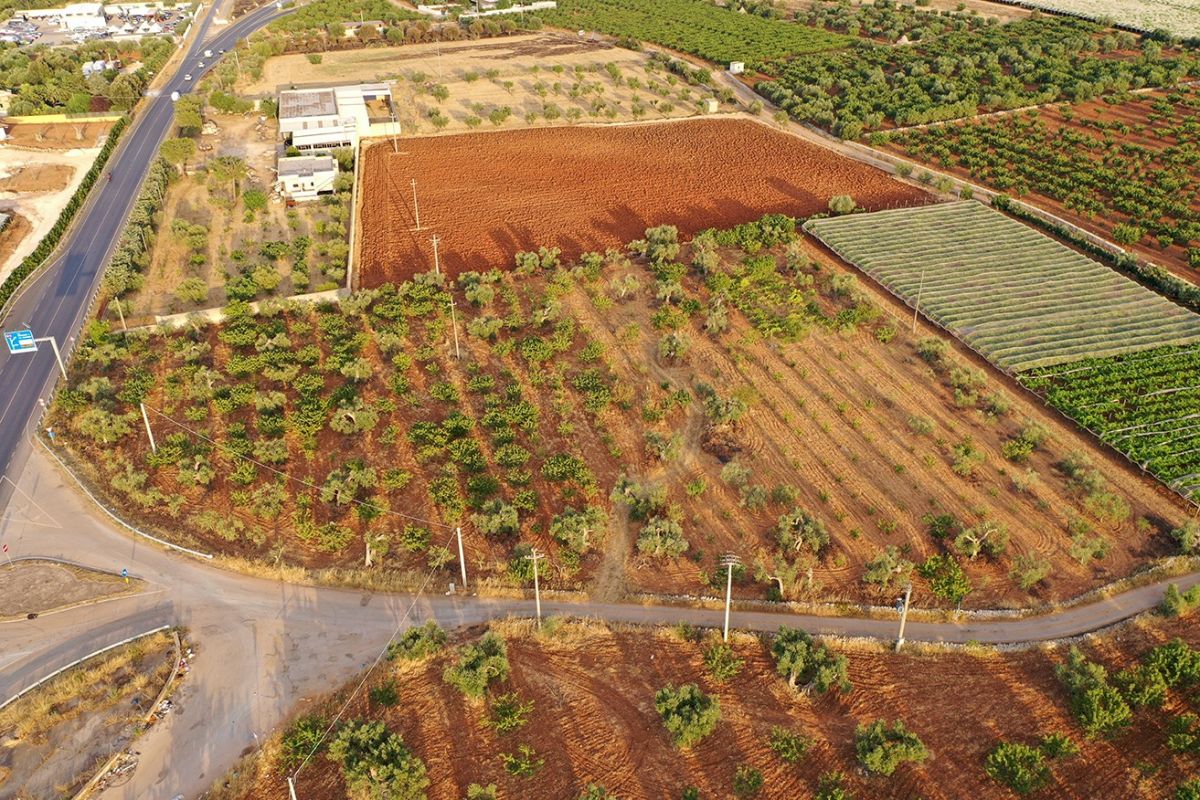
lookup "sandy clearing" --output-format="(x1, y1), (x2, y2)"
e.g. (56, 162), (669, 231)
(0, 144), (102, 284)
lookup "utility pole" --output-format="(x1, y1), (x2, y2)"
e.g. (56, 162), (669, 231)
(720, 553), (741, 642)
(525, 547), (545, 629)
(410, 178), (421, 229)
(911, 265), (927, 335)
(431, 234), (441, 276)
(895, 582), (913, 652)
(448, 296), (461, 359)
(455, 526), (467, 589)
(287, 776), (299, 800)
(114, 298), (127, 332)
(139, 402), (157, 453)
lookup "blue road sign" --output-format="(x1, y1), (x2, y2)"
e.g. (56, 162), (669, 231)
(4, 329), (37, 354)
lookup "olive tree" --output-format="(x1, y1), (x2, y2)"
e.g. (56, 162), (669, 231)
(771, 626), (850, 694)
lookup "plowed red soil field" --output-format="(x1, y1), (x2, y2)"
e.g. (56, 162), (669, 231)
(358, 117), (930, 283)
(227, 617), (1200, 800)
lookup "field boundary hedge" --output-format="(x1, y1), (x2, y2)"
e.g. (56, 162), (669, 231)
(0, 116), (129, 322)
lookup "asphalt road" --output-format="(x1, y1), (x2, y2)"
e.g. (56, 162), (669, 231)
(2, 449), (1199, 798)
(1, 13), (1199, 800)
(0, 0), (289, 520)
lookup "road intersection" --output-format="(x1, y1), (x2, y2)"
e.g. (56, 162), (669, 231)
(0, 5), (1199, 798)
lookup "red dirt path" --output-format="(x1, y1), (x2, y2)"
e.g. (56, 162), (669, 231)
(358, 117), (930, 283)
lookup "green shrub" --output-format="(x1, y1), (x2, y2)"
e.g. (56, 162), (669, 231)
(443, 633), (509, 698)
(985, 741), (1049, 794)
(370, 680), (399, 707)
(771, 626), (850, 694)
(1039, 732), (1079, 760)
(279, 715), (327, 770)
(1160, 584), (1200, 618)
(732, 765), (764, 797)
(388, 621), (447, 661)
(768, 726), (811, 763)
(1055, 647), (1131, 738)
(328, 720), (428, 800)
(488, 692), (533, 734)
(854, 719), (928, 776)
(500, 743), (543, 777)
(702, 641), (744, 682)
(655, 683), (720, 747)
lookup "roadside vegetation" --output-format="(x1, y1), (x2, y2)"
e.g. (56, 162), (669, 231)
(0, 630), (178, 798)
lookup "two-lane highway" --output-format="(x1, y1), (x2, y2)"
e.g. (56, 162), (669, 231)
(0, 1), (290, 515)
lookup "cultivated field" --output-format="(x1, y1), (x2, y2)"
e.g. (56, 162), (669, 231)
(51, 217), (1190, 609)
(885, 87), (1200, 278)
(222, 615), (1200, 800)
(0, 630), (176, 800)
(756, 16), (1195, 136)
(1022, 345), (1200, 501)
(358, 117), (929, 282)
(805, 202), (1200, 371)
(538, 0), (855, 65)
(1004, 0), (1200, 39)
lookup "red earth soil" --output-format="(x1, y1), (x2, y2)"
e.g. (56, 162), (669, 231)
(357, 117), (930, 283)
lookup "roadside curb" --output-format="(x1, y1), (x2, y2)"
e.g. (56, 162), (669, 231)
(35, 435), (214, 560)
(71, 630), (186, 800)
(0, 556), (147, 624)
(0, 624), (171, 712)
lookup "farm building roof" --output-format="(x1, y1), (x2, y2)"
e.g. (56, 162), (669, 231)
(279, 88), (338, 119)
(278, 155), (336, 177)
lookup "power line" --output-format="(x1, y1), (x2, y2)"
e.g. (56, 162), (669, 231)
(134, 405), (479, 793)
(289, 522), (465, 788)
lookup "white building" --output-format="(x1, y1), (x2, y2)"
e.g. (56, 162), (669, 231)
(277, 155), (337, 201)
(19, 2), (106, 30)
(277, 83), (395, 153)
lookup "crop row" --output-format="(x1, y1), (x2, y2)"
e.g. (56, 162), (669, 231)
(1020, 345), (1200, 498)
(886, 87), (1200, 265)
(537, 0), (853, 66)
(804, 201), (1200, 371)
(757, 15), (1196, 137)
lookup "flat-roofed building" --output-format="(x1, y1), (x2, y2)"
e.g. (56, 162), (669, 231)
(276, 154), (337, 201)
(277, 83), (395, 153)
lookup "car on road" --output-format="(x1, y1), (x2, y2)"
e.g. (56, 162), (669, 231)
(184, 73), (192, 81)
(198, 61), (204, 68)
